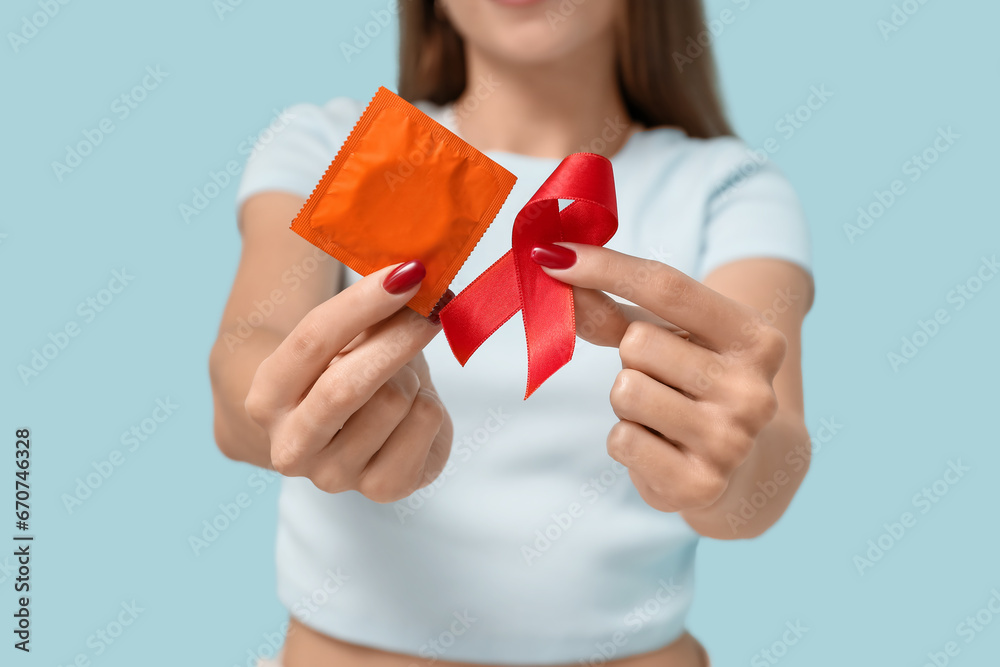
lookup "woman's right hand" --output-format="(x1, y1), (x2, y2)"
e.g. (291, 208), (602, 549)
(244, 260), (453, 503)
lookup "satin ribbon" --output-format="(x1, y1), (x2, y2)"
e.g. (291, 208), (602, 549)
(438, 152), (618, 399)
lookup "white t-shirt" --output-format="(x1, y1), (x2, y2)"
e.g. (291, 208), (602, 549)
(235, 96), (811, 664)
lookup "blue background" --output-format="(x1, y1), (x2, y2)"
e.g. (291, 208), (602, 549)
(2, 0), (997, 665)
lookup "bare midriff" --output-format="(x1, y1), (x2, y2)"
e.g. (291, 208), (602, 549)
(282, 617), (710, 667)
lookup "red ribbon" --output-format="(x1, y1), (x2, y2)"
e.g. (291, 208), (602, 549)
(439, 152), (618, 399)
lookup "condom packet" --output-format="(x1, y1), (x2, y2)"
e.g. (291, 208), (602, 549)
(290, 86), (517, 317)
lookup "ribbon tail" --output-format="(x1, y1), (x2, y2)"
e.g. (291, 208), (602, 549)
(511, 197), (574, 399)
(439, 252), (521, 366)
(521, 277), (575, 399)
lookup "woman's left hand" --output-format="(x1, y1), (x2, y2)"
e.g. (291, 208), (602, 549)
(531, 242), (789, 513)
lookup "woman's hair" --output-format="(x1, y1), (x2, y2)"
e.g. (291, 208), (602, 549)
(398, 0), (733, 138)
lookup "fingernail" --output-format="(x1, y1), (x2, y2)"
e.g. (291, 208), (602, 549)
(383, 260), (426, 294)
(531, 244), (576, 270)
(427, 289), (456, 326)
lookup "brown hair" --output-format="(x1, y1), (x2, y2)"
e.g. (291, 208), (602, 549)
(398, 0), (733, 139)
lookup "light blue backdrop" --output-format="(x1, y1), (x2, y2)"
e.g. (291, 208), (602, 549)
(2, 0), (997, 665)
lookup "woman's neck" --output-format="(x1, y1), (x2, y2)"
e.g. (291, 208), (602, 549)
(453, 45), (638, 159)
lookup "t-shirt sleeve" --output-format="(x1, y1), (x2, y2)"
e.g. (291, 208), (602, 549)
(694, 137), (812, 281)
(234, 98), (364, 214)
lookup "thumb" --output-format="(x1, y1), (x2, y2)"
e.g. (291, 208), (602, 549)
(572, 287), (688, 348)
(572, 287), (632, 347)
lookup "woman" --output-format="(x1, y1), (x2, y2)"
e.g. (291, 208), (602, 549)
(209, 1), (815, 665)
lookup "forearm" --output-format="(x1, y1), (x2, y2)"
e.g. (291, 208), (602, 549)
(208, 327), (286, 469)
(681, 410), (810, 540)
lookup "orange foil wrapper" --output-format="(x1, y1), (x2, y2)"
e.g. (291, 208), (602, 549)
(290, 87), (517, 317)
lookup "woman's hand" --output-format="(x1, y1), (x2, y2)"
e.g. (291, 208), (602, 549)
(531, 243), (789, 515)
(244, 261), (453, 503)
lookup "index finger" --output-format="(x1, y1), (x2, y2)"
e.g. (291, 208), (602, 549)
(291, 305), (441, 441)
(542, 243), (749, 351)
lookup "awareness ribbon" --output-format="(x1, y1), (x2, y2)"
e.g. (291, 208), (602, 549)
(438, 152), (618, 399)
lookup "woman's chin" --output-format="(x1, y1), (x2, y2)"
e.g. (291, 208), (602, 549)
(472, 26), (601, 68)
(446, 0), (618, 63)
(486, 0), (549, 7)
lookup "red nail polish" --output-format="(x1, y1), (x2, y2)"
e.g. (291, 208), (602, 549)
(383, 260), (426, 294)
(531, 244), (576, 270)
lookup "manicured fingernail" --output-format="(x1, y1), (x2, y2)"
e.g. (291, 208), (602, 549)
(531, 244), (576, 270)
(383, 260), (426, 294)
(427, 289), (456, 325)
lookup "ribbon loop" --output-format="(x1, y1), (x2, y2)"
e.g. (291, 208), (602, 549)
(439, 153), (618, 398)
